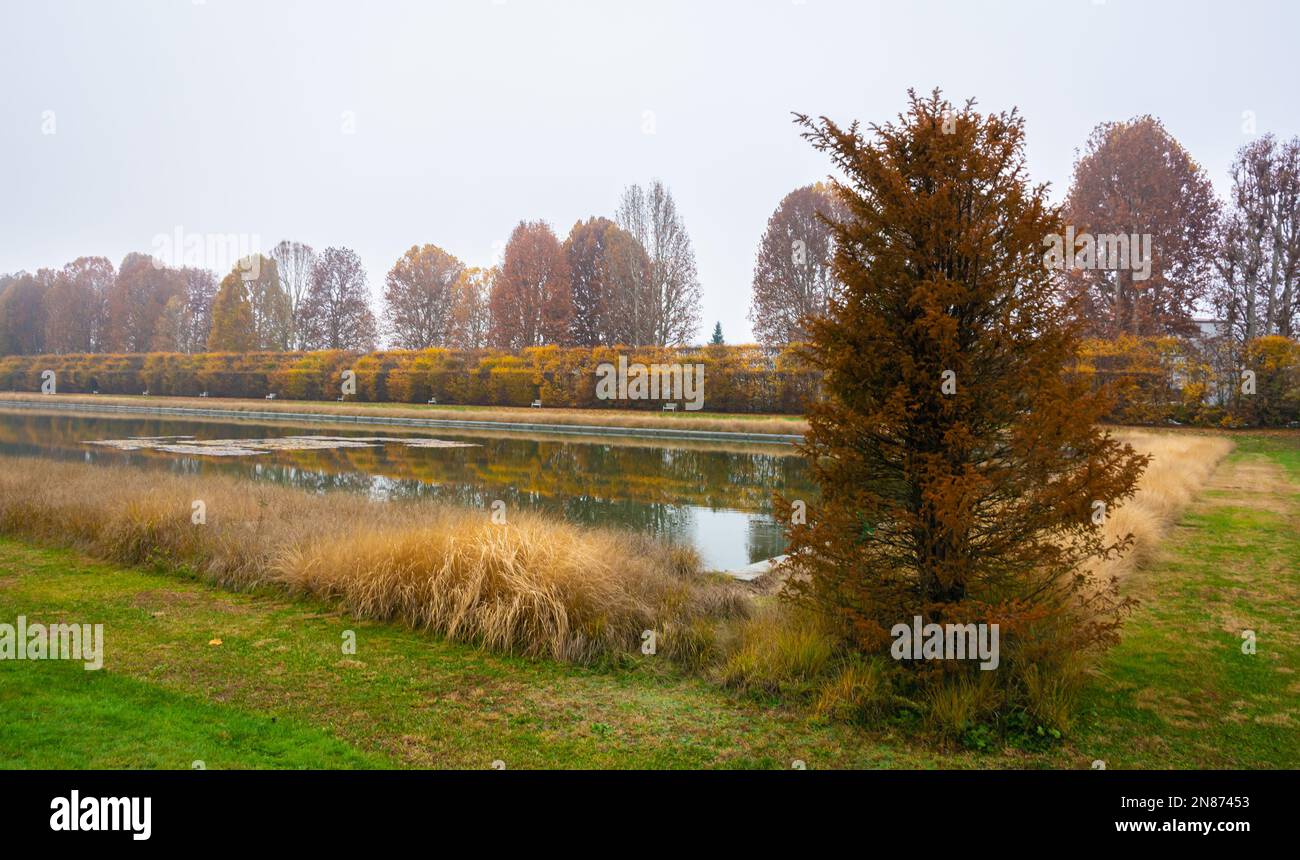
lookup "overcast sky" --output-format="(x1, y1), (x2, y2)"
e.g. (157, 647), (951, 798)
(2, 0), (1297, 344)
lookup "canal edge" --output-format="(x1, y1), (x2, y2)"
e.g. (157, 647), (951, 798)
(0, 398), (805, 446)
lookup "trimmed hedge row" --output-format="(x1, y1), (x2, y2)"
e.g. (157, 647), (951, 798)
(1, 338), (1296, 425)
(0, 345), (819, 414)
(1076, 335), (1300, 428)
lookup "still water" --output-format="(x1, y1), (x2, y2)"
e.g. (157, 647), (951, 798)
(0, 407), (814, 571)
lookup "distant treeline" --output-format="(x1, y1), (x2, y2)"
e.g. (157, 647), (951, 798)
(0, 181), (709, 359)
(1, 338), (1297, 426)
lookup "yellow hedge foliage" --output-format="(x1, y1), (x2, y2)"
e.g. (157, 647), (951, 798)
(0, 345), (814, 413)
(2, 338), (1296, 424)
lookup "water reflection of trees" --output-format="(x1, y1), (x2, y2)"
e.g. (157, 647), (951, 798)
(746, 516), (787, 563)
(0, 410), (817, 565)
(0, 411), (815, 513)
(282, 437), (813, 513)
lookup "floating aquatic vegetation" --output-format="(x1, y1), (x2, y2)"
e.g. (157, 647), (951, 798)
(85, 435), (478, 458)
(154, 444), (265, 457)
(86, 440), (157, 452)
(293, 436), (481, 448)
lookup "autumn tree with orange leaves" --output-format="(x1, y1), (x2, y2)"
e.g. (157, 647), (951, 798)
(1064, 117), (1219, 337)
(489, 221), (573, 348)
(785, 92), (1148, 687)
(749, 183), (844, 346)
(382, 244), (465, 349)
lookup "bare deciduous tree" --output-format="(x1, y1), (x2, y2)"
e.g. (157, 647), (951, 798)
(748, 183), (843, 345)
(0, 271), (50, 355)
(599, 226), (651, 348)
(243, 255), (291, 350)
(179, 267), (217, 353)
(299, 247), (378, 351)
(271, 240), (316, 349)
(616, 181), (701, 346)
(449, 266), (493, 349)
(382, 244), (465, 349)
(1216, 135), (1300, 342)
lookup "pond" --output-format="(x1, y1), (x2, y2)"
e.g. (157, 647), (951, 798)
(0, 407), (815, 571)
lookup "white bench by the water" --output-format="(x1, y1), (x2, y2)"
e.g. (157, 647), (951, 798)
(427, 397), (437, 405)
(531, 399), (542, 408)
(266, 393), (276, 400)
(662, 403), (677, 412)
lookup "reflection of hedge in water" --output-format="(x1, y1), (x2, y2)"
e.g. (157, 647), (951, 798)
(0, 411), (814, 514)
(0, 412), (269, 447)
(268, 435), (812, 513)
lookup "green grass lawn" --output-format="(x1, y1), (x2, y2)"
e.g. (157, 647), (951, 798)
(1061, 433), (1300, 769)
(0, 431), (1296, 769)
(0, 540), (982, 769)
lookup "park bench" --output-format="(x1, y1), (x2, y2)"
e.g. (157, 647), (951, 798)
(662, 403), (677, 412)
(427, 397), (437, 405)
(531, 399), (542, 408)
(266, 393), (276, 400)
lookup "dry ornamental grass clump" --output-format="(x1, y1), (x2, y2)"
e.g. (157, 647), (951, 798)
(0, 456), (748, 663)
(1087, 430), (1234, 582)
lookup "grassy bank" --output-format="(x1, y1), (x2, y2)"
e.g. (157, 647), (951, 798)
(0, 458), (746, 664)
(0, 392), (809, 437)
(0, 431), (1295, 767)
(0, 538), (975, 769)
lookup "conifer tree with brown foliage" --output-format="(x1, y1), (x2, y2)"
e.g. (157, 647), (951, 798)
(785, 91), (1148, 667)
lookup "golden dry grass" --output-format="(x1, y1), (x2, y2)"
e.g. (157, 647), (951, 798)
(0, 456), (748, 663)
(715, 603), (836, 694)
(1089, 430), (1234, 582)
(752, 429), (1234, 595)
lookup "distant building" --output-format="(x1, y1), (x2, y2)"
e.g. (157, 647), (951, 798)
(1191, 318), (1228, 340)
(1183, 318), (1231, 405)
